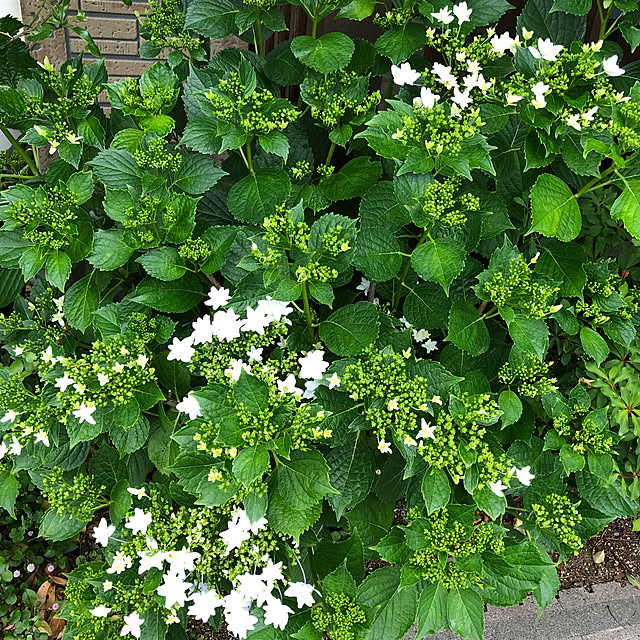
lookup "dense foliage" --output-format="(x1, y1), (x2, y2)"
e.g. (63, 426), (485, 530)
(1, 0), (640, 639)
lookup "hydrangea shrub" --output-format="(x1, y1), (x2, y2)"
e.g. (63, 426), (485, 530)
(1, 0), (640, 639)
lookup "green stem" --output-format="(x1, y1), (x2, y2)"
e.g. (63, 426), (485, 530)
(573, 156), (633, 200)
(325, 141), (336, 165)
(311, 1), (321, 38)
(599, 4), (614, 40)
(392, 228), (430, 312)
(301, 281), (315, 341)
(256, 9), (265, 58)
(0, 125), (39, 176)
(246, 137), (254, 174)
(0, 173), (35, 180)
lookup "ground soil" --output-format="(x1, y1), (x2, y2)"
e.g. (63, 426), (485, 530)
(557, 516), (640, 590)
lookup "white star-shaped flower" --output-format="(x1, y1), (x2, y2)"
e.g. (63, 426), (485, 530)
(431, 6), (454, 24)
(489, 480), (508, 497)
(391, 62), (421, 86)
(107, 551), (133, 575)
(93, 518), (115, 547)
(125, 508), (152, 536)
(167, 336), (195, 363)
(188, 589), (224, 622)
(246, 346), (263, 362)
(284, 581), (316, 608)
(603, 54), (624, 76)
(378, 439), (392, 454)
(356, 277), (371, 296)
(529, 38), (563, 61)
(260, 559), (284, 585)
(511, 465), (535, 486)
(213, 308), (242, 343)
(327, 372), (341, 389)
(120, 611), (144, 638)
(136, 354), (148, 368)
(98, 372), (110, 386)
(241, 306), (271, 335)
(90, 605), (111, 617)
(277, 373), (303, 398)
(157, 571), (192, 609)
(453, 1), (472, 24)
(263, 596), (294, 630)
(128, 487), (147, 499)
(73, 403), (96, 425)
(417, 418), (437, 440)
(176, 392), (202, 421)
(9, 436), (21, 456)
(191, 315), (215, 345)
(54, 373), (74, 393)
(299, 350), (329, 380)
(414, 86), (440, 109)
(204, 286), (231, 310)
(34, 430), (50, 447)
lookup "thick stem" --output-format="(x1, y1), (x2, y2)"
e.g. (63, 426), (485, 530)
(311, 1), (321, 38)
(301, 281), (315, 341)
(0, 125), (39, 175)
(325, 141), (336, 166)
(574, 159), (623, 200)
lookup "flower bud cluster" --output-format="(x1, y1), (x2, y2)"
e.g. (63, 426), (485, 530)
(530, 493), (583, 552)
(311, 592), (366, 640)
(498, 355), (558, 398)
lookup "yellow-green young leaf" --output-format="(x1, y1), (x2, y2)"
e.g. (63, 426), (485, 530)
(499, 390), (523, 427)
(580, 326), (609, 365)
(323, 561), (357, 598)
(131, 274), (204, 313)
(529, 173), (581, 241)
(412, 238), (466, 295)
(291, 33), (355, 73)
(610, 178), (640, 239)
(446, 301), (489, 356)
(232, 444), (269, 486)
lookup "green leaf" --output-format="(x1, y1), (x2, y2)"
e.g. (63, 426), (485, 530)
(365, 573), (417, 640)
(352, 228), (403, 282)
(291, 33), (355, 73)
(181, 116), (222, 155)
(610, 178), (640, 239)
(412, 238), (466, 295)
(0, 269), (22, 308)
(259, 130), (290, 161)
(529, 173), (581, 241)
(503, 310), (549, 361)
(499, 390), (522, 427)
(89, 148), (142, 189)
(416, 583), (448, 638)
(233, 371), (269, 413)
(185, 0), (237, 37)
(580, 326), (609, 365)
(319, 301), (380, 356)
(403, 282), (450, 331)
(131, 274), (204, 313)
(551, 0), (591, 15)
(447, 588), (485, 640)
(575, 470), (636, 517)
(39, 509), (86, 541)
(536, 241), (586, 297)
(326, 437), (375, 520)
(267, 480), (322, 540)
(89, 230), (134, 271)
(517, 0), (586, 45)
(109, 478), (133, 525)
(323, 561), (357, 598)
(63, 272), (99, 331)
(374, 23), (427, 64)
(233, 444), (269, 486)
(446, 301), (489, 356)
(136, 247), (187, 281)
(277, 450), (336, 510)
(421, 468), (451, 515)
(338, 0), (376, 19)
(174, 152), (226, 195)
(46, 250), (72, 290)
(560, 444), (585, 474)
(227, 168), (291, 224)
(0, 471), (19, 518)
(473, 486), (507, 519)
(319, 156), (382, 202)
(66, 171), (95, 203)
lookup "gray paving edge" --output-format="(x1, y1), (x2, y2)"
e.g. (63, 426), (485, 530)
(404, 582), (640, 640)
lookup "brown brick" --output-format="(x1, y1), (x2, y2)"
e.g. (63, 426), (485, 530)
(104, 57), (156, 77)
(69, 16), (138, 39)
(69, 37), (140, 56)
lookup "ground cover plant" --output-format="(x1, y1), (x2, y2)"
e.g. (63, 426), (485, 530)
(1, 0), (640, 638)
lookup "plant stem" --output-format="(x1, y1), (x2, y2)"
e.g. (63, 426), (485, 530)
(301, 281), (315, 341)
(0, 125), (39, 176)
(325, 141), (336, 165)
(246, 137), (254, 174)
(1, 174), (35, 180)
(311, 1), (321, 38)
(256, 9), (265, 58)
(392, 228), (430, 312)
